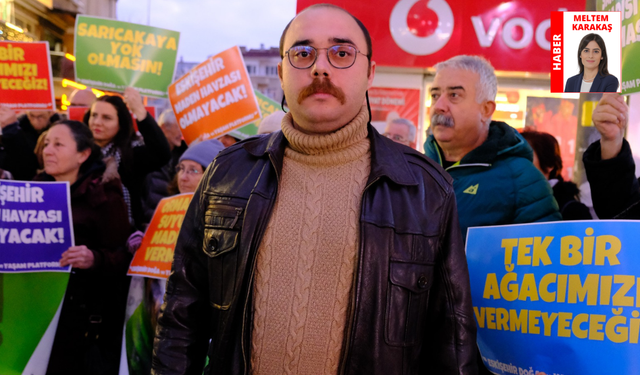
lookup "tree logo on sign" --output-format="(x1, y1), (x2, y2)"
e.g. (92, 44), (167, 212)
(389, 0), (454, 56)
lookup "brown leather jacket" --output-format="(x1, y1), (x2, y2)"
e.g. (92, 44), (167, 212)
(152, 126), (477, 375)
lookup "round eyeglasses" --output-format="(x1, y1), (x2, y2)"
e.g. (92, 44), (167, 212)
(175, 165), (202, 176)
(285, 45), (368, 69)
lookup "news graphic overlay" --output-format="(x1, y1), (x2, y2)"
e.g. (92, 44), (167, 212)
(0, 41), (56, 111)
(0, 181), (74, 273)
(128, 193), (193, 279)
(74, 15), (180, 98)
(599, 0), (640, 94)
(467, 221), (640, 375)
(550, 11), (621, 93)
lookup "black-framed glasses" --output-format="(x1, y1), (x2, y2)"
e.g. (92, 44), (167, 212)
(285, 45), (368, 69)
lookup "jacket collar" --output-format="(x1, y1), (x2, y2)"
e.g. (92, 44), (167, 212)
(576, 71), (604, 92)
(242, 124), (417, 187)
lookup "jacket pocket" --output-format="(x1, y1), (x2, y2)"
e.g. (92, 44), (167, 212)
(385, 260), (434, 346)
(202, 198), (246, 311)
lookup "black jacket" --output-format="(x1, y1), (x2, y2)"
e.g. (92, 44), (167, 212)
(141, 140), (187, 224)
(564, 72), (619, 93)
(152, 126), (477, 375)
(583, 138), (640, 218)
(115, 113), (171, 229)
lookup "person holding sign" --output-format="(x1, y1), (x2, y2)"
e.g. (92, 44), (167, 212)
(583, 93), (640, 218)
(33, 120), (132, 374)
(86, 87), (171, 229)
(564, 33), (619, 93)
(153, 4), (476, 375)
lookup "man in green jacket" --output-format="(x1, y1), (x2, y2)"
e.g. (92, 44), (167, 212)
(424, 55), (561, 237)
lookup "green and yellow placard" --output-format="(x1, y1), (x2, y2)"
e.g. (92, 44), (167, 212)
(74, 15), (179, 98)
(228, 90), (283, 140)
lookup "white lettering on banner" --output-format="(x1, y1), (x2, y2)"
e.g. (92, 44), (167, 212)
(0, 228), (64, 244)
(389, 0), (454, 56)
(174, 57), (226, 96)
(178, 84), (249, 129)
(1, 209), (62, 223)
(0, 183), (44, 205)
(471, 16), (551, 51)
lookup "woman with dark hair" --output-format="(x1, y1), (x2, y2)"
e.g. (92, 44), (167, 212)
(564, 33), (619, 92)
(521, 130), (592, 220)
(35, 120), (132, 374)
(86, 87), (171, 229)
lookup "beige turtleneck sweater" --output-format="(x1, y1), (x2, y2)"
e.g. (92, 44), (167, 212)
(250, 106), (371, 375)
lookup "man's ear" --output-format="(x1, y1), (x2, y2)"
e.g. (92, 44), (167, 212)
(367, 60), (376, 89)
(278, 62), (284, 90)
(481, 100), (496, 123)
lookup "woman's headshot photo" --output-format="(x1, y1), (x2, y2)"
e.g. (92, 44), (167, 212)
(564, 33), (619, 93)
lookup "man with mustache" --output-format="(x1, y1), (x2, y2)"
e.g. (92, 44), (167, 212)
(152, 4), (477, 375)
(424, 55), (561, 237)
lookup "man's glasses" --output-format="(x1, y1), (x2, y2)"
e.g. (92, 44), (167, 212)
(175, 165), (201, 176)
(285, 45), (368, 69)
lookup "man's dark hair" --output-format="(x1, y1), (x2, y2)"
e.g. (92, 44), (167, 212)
(278, 4), (372, 63)
(577, 33), (609, 76)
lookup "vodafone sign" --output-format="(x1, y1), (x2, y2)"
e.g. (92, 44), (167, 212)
(296, 0), (586, 72)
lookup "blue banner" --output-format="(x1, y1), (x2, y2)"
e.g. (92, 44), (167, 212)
(467, 221), (640, 375)
(0, 181), (73, 273)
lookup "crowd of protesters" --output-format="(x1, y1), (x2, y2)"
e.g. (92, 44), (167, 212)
(1, 6), (639, 374)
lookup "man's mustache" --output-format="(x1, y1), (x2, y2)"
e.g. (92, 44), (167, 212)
(298, 78), (346, 105)
(431, 113), (454, 128)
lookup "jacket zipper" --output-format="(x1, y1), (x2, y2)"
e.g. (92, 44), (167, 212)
(433, 142), (491, 171)
(240, 155), (280, 374)
(338, 176), (381, 375)
(445, 162), (491, 171)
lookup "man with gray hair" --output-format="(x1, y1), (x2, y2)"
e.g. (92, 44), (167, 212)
(384, 117), (416, 147)
(424, 55), (560, 236)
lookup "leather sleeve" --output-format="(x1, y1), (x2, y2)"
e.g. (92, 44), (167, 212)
(152, 167), (213, 375)
(424, 187), (478, 375)
(583, 138), (640, 219)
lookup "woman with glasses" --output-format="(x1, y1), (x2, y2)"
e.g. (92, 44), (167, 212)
(174, 139), (225, 194)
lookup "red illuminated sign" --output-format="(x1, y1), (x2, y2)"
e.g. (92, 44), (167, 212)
(296, 0), (586, 73)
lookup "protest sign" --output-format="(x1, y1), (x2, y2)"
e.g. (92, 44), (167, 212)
(74, 15), (180, 98)
(0, 41), (55, 111)
(368, 87), (421, 149)
(598, 0), (640, 94)
(0, 181), (73, 273)
(227, 90), (282, 140)
(128, 193), (193, 279)
(0, 272), (69, 375)
(550, 11), (622, 93)
(169, 46), (260, 145)
(467, 221), (640, 375)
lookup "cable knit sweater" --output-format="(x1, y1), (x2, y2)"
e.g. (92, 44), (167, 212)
(251, 107), (371, 374)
